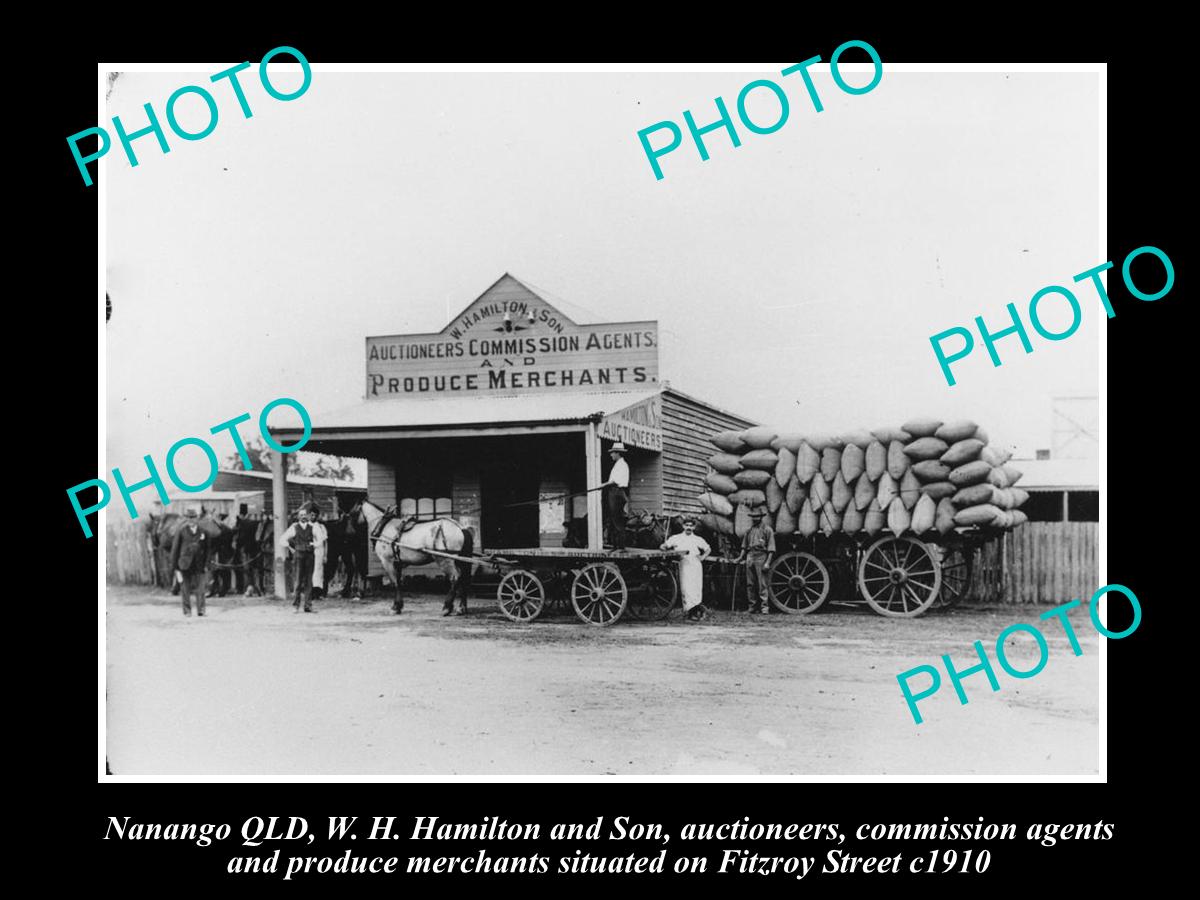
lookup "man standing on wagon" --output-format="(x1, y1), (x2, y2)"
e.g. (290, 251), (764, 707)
(601, 442), (631, 551)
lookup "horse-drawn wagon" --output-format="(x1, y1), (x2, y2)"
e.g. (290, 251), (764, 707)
(362, 499), (685, 626)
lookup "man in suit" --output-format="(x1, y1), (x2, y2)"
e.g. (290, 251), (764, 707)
(280, 506), (318, 613)
(170, 507), (210, 617)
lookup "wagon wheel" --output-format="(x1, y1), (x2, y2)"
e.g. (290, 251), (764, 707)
(767, 551), (831, 614)
(931, 546), (973, 610)
(858, 536), (942, 618)
(627, 564), (678, 621)
(571, 563), (628, 626)
(496, 569), (545, 622)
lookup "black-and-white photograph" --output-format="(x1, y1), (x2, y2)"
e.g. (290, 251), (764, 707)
(101, 61), (1103, 779)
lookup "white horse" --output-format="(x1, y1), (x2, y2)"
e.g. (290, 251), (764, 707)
(360, 500), (475, 616)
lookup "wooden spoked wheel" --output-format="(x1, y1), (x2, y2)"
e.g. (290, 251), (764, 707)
(627, 565), (678, 621)
(858, 536), (942, 618)
(931, 547), (973, 610)
(571, 563), (628, 626)
(767, 551), (831, 614)
(496, 569), (545, 622)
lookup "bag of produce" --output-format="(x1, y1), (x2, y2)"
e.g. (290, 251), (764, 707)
(734, 469), (772, 489)
(841, 444), (865, 481)
(902, 417), (943, 437)
(739, 426), (778, 449)
(865, 440), (887, 481)
(911, 493), (936, 533)
(820, 446), (842, 481)
(954, 503), (1003, 526)
(934, 420), (979, 442)
(912, 460), (951, 482)
(705, 472), (738, 495)
(775, 446), (796, 486)
(728, 489), (767, 507)
(941, 438), (985, 466)
(795, 442), (820, 483)
(887, 440), (909, 479)
(948, 460), (993, 487)
(711, 430), (747, 454)
(832, 471), (852, 512)
(887, 497), (911, 537)
(698, 492), (734, 516)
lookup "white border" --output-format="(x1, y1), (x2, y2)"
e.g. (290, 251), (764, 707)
(99, 60), (1107, 784)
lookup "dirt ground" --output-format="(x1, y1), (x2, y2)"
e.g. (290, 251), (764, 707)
(105, 585), (1100, 778)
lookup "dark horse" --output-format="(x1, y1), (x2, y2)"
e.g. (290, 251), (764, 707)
(232, 515), (274, 596)
(322, 501), (369, 598)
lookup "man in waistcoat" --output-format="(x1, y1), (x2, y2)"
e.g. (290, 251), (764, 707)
(280, 506), (318, 613)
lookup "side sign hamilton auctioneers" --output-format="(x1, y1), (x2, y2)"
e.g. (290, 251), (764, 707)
(365, 275), (659, 398)
(599, 395), (663, 452)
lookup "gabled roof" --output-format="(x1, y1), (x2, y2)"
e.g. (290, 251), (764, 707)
(440, 273), (580, 334)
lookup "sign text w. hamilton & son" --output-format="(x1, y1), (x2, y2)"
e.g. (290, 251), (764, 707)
(366, 279), (659, 398)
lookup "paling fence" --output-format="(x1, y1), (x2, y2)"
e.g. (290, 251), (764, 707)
(972, 522), (1098, 605)
(106, 519), (156, 585)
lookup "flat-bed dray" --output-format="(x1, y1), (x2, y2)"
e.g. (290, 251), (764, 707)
(422, 546), (684, 627)
(765, 527), (987, 618)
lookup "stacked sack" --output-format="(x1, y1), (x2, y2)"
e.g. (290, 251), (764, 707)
(696, 419), (1029, 540)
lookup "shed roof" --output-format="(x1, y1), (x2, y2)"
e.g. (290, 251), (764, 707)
(272, 388), (664, 434)
(1009, 457), (1099, 490)
(216, 468), (367, 491)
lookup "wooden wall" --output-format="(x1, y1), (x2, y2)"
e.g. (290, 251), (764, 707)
(971, 522), (1099, 605)
(624, 449), (663, 515)
(661, 389), (756, 516)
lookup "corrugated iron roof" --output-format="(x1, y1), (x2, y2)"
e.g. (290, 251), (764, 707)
(216, 468), (368, 491)
(274, 388), (664, 433)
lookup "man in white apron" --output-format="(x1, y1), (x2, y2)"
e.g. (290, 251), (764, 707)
(662, 516), (712, 621)
(306, 503), (329, 598)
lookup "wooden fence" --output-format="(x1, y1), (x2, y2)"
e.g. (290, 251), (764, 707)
(106, 519), (157, 585)
(971, 521), (1098, 605)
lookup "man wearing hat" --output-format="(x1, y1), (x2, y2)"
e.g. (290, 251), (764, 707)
(734, 506), (776, 614)
(170, 507), (210, 617)
(661, 515), (712, 621)
(300, 502), (329, 599)
(279, 506), (318, 613)
(602, 442), (631, 550)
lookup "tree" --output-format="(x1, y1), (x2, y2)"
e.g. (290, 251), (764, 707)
(223, 436), (358, 482)
(224, 436), (273, 473)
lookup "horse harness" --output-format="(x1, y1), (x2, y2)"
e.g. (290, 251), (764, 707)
(370, 507), (453, 561)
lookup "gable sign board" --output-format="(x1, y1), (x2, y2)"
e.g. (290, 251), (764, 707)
(366, 275), (659, 398)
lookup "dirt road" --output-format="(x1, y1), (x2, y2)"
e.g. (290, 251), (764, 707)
(105, 586), (1099, 778)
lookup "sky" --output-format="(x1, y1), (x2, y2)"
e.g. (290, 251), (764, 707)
(106, 66), (1101, 490)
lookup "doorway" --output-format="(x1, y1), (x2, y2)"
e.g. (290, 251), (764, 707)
(481, 457), (540, 549)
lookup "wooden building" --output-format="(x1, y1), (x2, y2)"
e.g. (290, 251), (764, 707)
(211, 468), (366, 519)
(269, 274), (754, 588)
